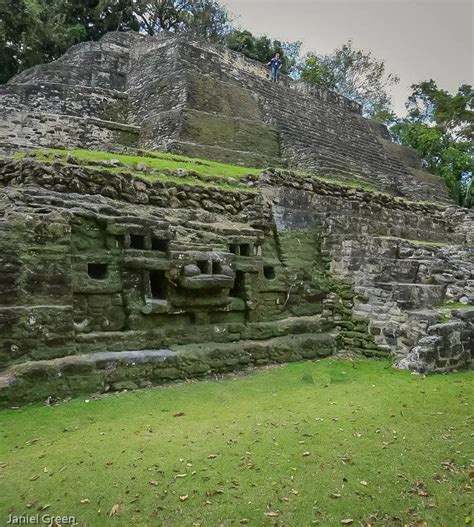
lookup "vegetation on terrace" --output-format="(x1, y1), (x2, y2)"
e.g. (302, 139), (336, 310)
(13, 148), (261, 193)
(0, 359), (472, 526)
(12, 148), (440, 204)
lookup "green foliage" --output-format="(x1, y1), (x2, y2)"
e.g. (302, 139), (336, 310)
(0, 0), (139, 83)
(15, 147), (260, 191)
(299, 40), (399, 120)
(132, 0), (232, 41)
(0, 360), (472, 525)
(391, 81), (473, 206)
(0, 0), (230, 83)
(226, 29), (301, 75)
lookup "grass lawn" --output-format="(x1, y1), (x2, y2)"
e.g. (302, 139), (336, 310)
(0, 359), (472, 526)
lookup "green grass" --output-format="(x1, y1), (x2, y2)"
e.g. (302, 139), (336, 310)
(440, 302), (472, 310)
(438, 302), (473, 322)
(1, 359), (472, 526)
(16, 148), (261, 180)
(311, 174), (381, 194)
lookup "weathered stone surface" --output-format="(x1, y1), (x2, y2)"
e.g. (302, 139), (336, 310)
(0, 31), (449, 202)
(0, 32), (472, 405)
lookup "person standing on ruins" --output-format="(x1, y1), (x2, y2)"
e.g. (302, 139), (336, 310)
(268, 53), (282, 82)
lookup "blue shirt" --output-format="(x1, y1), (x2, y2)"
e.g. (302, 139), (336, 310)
(270, 58), (282, 70)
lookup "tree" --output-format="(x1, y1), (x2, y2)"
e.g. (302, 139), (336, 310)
(226, 29), (301, 76)
(131, 0), (231, 42)
(391, 81), (473, 206)
(0, 0), (138, 83)
(298, 40), (399, 120)
(0, 0), (233, 83)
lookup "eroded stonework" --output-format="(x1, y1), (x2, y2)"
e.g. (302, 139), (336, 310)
(0, 32), (472, 405)
(1, 32), (450, 203)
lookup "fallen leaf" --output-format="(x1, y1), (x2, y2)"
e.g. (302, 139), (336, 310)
(208, 454), (218, 459)
(302, 451), (311, 457)
(109, 504), (119, 516)
(410, 480), (430, 497)
(330, 493), (341, 499)
(80, 499), (90, 504)
(341, 520), (353, 525)
(264, 511), (279, 517)
(179, 495), (188, 501)
(149, 480), (159, 486)
(360, 480), (368, 486)
(174, 411), (185, 417)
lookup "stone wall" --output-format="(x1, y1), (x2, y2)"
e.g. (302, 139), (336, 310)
(0, 31), (450, 203)
(0, 31), (472, 405)
(0, 157), (471, 406)
(256, 169), (473, 367)
(398, 310), (474, 374)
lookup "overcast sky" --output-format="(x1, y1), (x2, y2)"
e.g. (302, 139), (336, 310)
(221, 0), (473, 115)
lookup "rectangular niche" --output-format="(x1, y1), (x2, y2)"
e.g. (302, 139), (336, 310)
(151, 238), (169, 252)
(229, 270), (246, 298)
(88, 263), (108, 280)
(149, 270), (168, 300)
(229, 244), (239, 255)
(239, 244), (251, 257)
(264, 265), (276, 280)
(212, 260), (223, 274)
(130, 233), (146, 249)
(197, 260), (211, 274)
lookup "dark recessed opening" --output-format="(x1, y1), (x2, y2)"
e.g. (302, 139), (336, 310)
(130, 234), (145, 249)
(151, 238), (169, 252)
(240, 244), (251, 257)
(212, 260), (223, 275)
(88, 263), (108, 280)
(197, 260), (210, 274)
(264, 266), (276, 280)
(229, 244), (239, 255)
(229, 270), (246, 298)
(150, 270), (168, 300)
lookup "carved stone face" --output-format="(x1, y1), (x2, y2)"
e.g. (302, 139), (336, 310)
(179, 255), (235, 290)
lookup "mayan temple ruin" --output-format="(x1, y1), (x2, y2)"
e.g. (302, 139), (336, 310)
(0, 32), (472, 406)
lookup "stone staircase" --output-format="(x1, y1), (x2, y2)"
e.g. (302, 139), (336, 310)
(326, 231), (473, 369)
(241, 73), (450, 202)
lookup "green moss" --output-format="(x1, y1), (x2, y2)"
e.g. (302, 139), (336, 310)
(437, 301), (473, 322)
(189, 73), (262, 120)
(312, 174), (382, 193)
(105, 167), (256, 193)
(182, 109), (281, 158)
(441, 301), (470, 310)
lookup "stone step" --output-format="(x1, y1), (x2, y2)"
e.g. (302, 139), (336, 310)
(376, 282), (446, 309)
(0, 331), (337, 407)
(74, 314), (329, 354)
